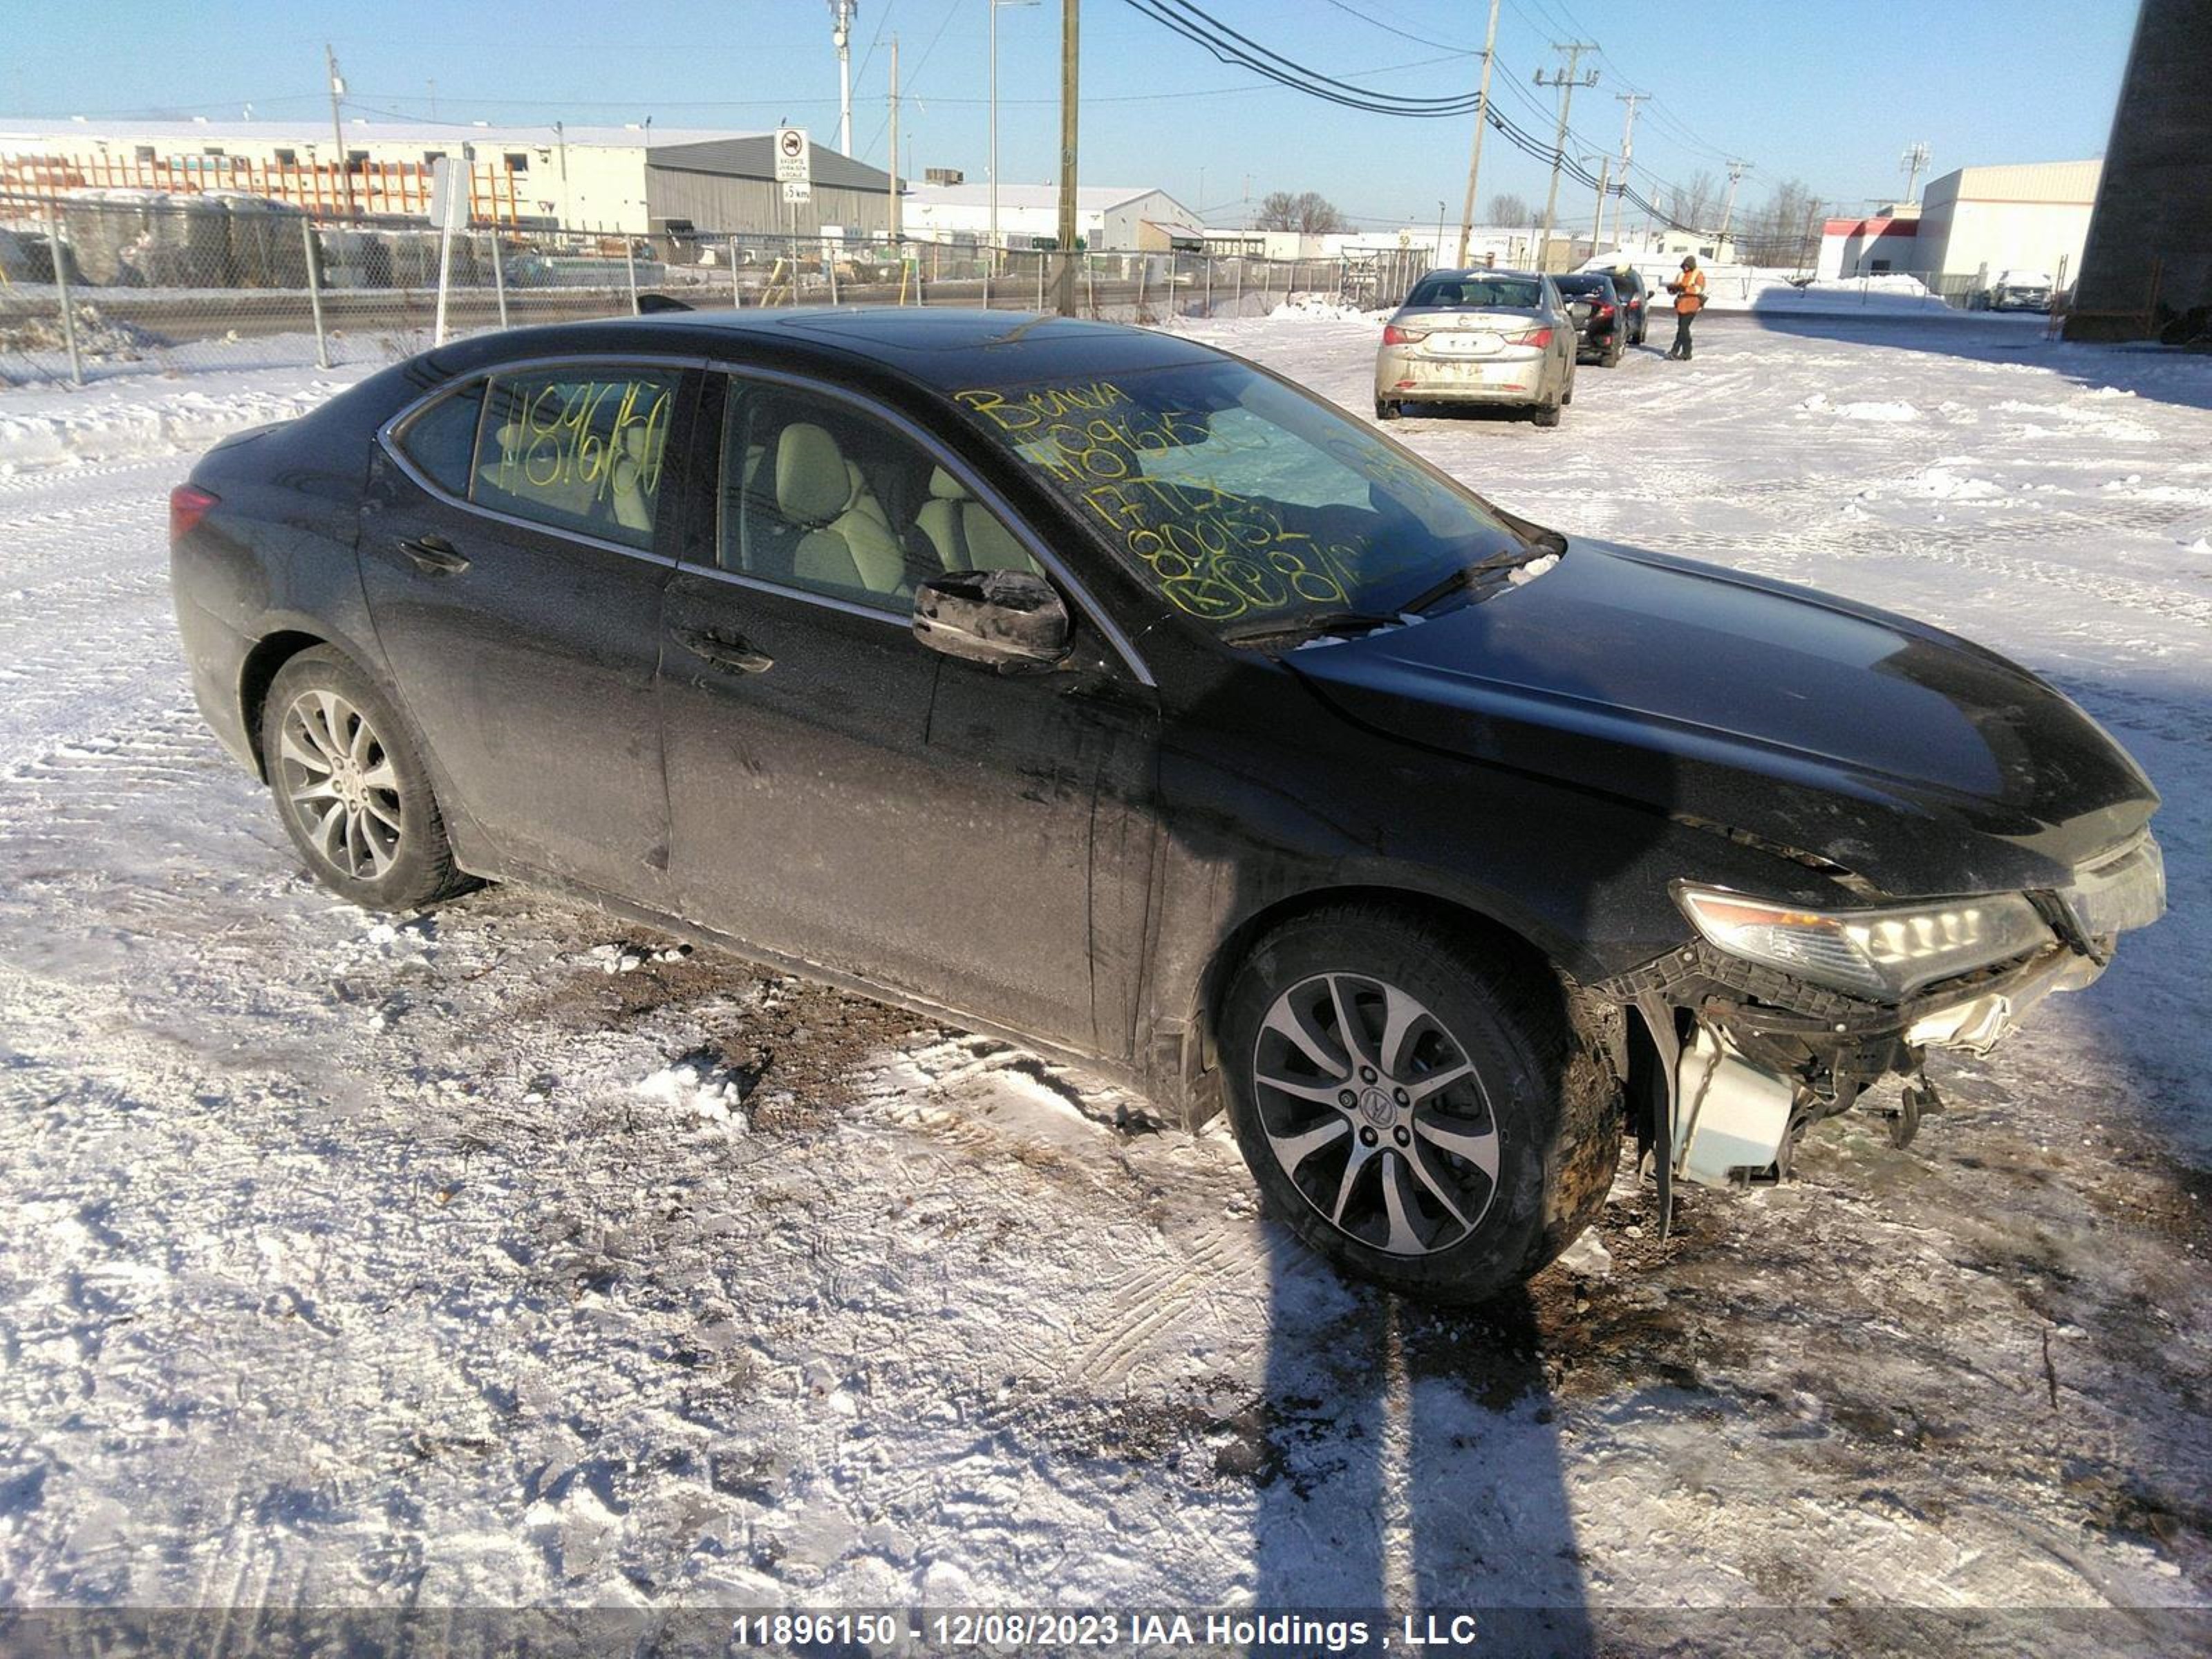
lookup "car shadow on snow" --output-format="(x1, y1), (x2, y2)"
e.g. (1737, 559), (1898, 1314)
(1248, 1234), (1596, 1656)
(1733, 308), (2212, 415)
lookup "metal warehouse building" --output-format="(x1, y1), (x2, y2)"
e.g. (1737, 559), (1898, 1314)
(0, 119), (897, 236)
(642, 136), (897, 238)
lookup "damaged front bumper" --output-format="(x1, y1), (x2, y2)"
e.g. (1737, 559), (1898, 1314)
(1593, 834), (2166, 1206)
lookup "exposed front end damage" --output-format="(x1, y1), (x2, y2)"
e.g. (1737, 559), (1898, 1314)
(1594, 834), (2167, 1230)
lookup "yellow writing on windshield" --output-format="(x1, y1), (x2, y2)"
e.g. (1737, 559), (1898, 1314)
(955, 382), (1356, 621)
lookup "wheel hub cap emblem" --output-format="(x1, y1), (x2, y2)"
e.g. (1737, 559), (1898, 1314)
(1359, 1087), (1396, 1127)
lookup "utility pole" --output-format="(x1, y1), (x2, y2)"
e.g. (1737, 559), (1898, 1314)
(1900, 140), (1931, 203)
(1055, 0), (1079, 315)
(1587, 155), (1611, 263)
(888, 37), (901, 240)
(1452, 0), (1501, 268)
(324, 44), (355, 218)
(828, 1), (858, 156)
(1718, 158), (1751, 241)
(1611, 91), (1644, 250)
(1535, 43), (1598, 273)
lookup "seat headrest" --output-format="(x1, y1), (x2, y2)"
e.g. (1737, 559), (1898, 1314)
(776, 423), (848, 525)
(928, 466), (973, 502)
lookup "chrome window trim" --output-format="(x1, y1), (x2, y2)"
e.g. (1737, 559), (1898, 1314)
(704, 364), (1159, 688)
(676, 562), (910, 630)
(374, 353), (713, 568)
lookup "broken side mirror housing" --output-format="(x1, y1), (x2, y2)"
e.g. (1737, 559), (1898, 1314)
(912, 568), (1071, 671)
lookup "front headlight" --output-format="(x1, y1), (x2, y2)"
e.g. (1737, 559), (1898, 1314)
(1675, 885), (2056, 1001)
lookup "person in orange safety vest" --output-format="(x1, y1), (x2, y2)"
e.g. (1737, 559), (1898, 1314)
(1664, 256), (1707, 359)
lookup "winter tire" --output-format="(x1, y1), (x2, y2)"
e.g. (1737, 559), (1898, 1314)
(1220, 906), (1622, 1303)
(1533, 400), (1563, 427)
(261, 646), (470, 912)
(1604, 339), (1623, 368)
(1376, 398), (1400, 421)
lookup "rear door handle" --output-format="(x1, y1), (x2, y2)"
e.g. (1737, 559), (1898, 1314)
(398, 534), (470, 575)
(671, 626), (774, 675)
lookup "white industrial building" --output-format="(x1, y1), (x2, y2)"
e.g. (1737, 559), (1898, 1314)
(900, 181), (1200, 251)
(0, 118), (900, 236)
(1818, 160), (2101, 286)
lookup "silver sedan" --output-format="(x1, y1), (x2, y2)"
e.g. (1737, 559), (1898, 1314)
(1374, 269), (1578, 427)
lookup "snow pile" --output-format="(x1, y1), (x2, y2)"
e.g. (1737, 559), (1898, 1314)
(1271, 294), (1383, 324)
(1797, 391), (1922, 422)
(0, 302), (167, 367)
(0, 364), (371, 471)
(634, 1052), (753, 1130)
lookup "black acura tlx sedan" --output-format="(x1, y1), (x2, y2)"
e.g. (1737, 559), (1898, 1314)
(171, 308), (2165, 1302)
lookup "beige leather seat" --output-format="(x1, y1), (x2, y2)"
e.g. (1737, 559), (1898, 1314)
(774, 422), (909, 597)
(915, 467), (1042, 574)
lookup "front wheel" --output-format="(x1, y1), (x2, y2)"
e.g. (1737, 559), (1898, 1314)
(261, 646), (471, 912)
(1220, 907), (1622, 1303)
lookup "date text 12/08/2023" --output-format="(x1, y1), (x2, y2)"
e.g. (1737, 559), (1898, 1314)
(727, 1610), (1492, 1653)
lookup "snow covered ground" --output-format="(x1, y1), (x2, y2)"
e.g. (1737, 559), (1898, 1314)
(1, 312), (2209, 1653)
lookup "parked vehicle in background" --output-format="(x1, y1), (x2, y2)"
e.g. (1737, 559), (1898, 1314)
(1604, 263), (1652, 345)
(1975, 270), (2055, 312)
(169, 309), (2166, 1304)
(1553, 272), (1627, 366)
(1375, 269), (1577, 426)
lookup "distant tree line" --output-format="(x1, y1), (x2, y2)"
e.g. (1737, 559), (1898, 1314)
(1665, 170), (1826, 267)
(1255, 190), (1349, 234)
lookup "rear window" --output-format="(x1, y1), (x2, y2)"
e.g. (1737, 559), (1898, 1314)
(1407, 274), (1543, 310)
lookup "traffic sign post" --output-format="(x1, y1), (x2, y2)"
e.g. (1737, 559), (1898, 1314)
(429, 151), (473, 346)
(775, 126), (812, 267)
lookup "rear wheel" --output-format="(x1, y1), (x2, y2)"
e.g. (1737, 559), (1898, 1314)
(1532, 398), (1563, 427)
(1220, 907), (1621, 1303)
(1603, 338), (1624, 367)
(261, 647), (470, 912)
(1376, 397), (1401, 421)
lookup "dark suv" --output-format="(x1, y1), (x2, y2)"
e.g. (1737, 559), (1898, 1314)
(170, 310), (2165, 1302)
(1596, 263), (1651, 346)
(1555, 272), (1627, 366)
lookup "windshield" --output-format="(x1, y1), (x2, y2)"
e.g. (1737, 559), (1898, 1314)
(950, 357), (1531, 632)
(1405, 274), (1544, 310)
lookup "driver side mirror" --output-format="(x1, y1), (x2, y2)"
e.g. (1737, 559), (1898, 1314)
(912, 568), (1071, 671)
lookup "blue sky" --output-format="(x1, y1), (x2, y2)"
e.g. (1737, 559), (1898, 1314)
(8, 1), (2139, 229)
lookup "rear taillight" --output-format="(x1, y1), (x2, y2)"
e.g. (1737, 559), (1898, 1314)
(1597, 303), (1615, 317)
(169, 484), (218, 544)
(1382, 324), (1427, 345)
(1513, 327), (1555, 348)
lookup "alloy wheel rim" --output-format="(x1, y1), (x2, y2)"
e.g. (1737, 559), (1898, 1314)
(1251, 972), (1501, 1257)
(278, 688), (403, 881)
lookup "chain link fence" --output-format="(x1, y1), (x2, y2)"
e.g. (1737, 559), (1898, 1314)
(1, 191), (1432, 390)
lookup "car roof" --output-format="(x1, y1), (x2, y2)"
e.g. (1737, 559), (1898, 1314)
(442, 307), (1220, 391)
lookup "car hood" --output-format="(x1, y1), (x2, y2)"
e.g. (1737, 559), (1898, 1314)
(1287, 541), (2158, 897)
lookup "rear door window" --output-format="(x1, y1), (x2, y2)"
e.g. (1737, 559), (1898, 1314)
(472, 366), (679, 550)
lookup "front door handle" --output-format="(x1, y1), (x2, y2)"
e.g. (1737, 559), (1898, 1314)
(398, 534), (471, 575)
(671, 625), (774, 675)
